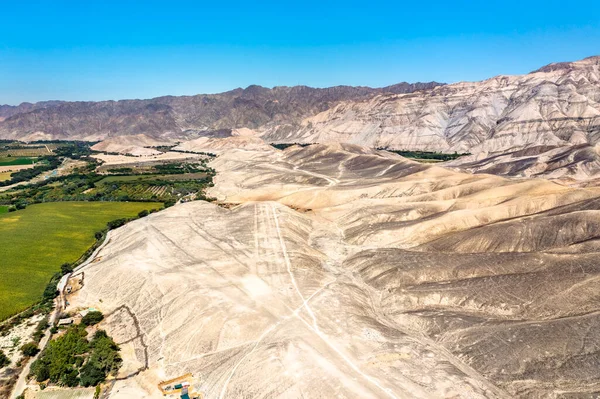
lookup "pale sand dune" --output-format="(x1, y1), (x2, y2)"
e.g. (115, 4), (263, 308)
(175, 135), (275, 154)
(91, 134), (173, 156)
(91, 151), (203, 167)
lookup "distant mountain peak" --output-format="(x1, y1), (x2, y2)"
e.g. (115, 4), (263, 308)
(531, 54), (600, 74)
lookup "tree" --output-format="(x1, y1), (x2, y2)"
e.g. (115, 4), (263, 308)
(80, 360), (105, 387)
(60, 367), (79, 387)
(81, 311), (104, 326)
(93, 330), (108, 340)
(43, 285), (59, 301)
(21, 342), (40, 357)
(30, 359), (50, 381)
(0, 350), (10, 368)
(106, 219), (126, 230)
(61, 263), (73, 275)
(137, 209), (149, 218)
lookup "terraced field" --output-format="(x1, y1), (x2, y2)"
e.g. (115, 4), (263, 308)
(0, 201), (162, 321)
(96, 172), (208, 184)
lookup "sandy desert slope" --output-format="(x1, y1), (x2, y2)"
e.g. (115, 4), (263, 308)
(446, 144), (600, 184)
(69, 144), (600, 398)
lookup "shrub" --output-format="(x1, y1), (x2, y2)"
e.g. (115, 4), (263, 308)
(81, 311), (104, 326)
(106, 219), (126, 230)
(0, 349), (9, 368)
(42, 285), (59, 301)
(61, 263), (74, 275)
(21, 342), (40, 357)
(33, 319), (49, 342)
(93, 330), (108, 340)
(137, 209), (149, 218)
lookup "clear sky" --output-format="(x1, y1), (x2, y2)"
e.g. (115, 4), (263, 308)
(1, 0), (599, 105)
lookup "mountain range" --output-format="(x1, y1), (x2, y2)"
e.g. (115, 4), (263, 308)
(0, 83), (441, 142)
(1, 56), (599, 157)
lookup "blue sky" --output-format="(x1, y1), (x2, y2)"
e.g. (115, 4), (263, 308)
(1, 0), (599, 104)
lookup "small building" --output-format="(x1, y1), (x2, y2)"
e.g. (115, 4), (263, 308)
(58, 317), (74, 326)
(79, 308), (97, 318)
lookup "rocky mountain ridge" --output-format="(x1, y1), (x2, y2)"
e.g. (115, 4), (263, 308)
(268, 56), (600, 154)
(2, 56), (600, 156)
(0, 82), (442, 141)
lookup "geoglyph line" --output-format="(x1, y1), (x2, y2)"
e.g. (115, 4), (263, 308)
(270, 204), (399, 399)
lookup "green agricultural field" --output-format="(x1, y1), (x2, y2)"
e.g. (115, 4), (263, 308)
(0, 157), (37, 166)
(0, 201), (162, 320)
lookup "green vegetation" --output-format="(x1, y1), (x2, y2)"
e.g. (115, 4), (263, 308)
(0, 142), (92, 187)
(81, 311), (104, 327)
(1, 174), (211, 205)
(30, 324), (122, 387)
(0, 201), (161, 320)
(378, 148), (470, 161)
(270, 143), (313, 150)
(0, 142), (58, 157)
(1, 160), (214, 208)
(0, 156), (60, 187)
(97, 172), (208, 184)
(21, 342), (41, 357)
(0, 157), (36, 166)
(33, 318), (50, 342)
(0, 140), (215, 322)
(0, 349), (9, 368)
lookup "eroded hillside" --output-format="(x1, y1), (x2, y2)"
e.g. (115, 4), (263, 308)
(263, 56), (600, 154)
(69, 144), (600, 398)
